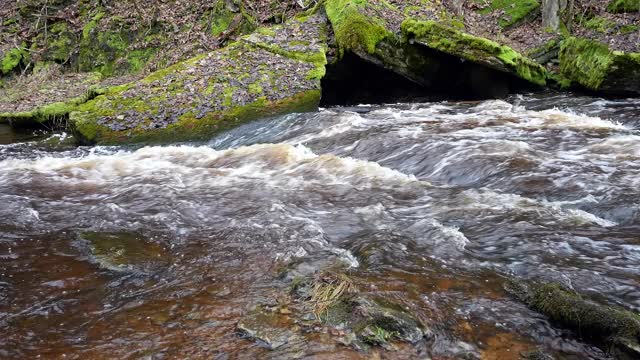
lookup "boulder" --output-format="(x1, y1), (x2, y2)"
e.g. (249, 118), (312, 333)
(325, 0), (546, 87)
(0, 70), (105, 126)
(506, 280), (640, 359)
(559, 37), (640, 95)
(402, 19), (547, 86)
(69, 13), (328, 144)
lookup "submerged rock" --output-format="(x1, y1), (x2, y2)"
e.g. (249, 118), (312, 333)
(76, 232), (169, 274)
(69, 12), (328, 144)
(559, 37), (640, 95)
(321, 295), (427, 350)
(237, 305), (300, 350)
(506, 280), (640, 359)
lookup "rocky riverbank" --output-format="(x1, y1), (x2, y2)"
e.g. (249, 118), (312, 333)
(0, 0), (639, 144)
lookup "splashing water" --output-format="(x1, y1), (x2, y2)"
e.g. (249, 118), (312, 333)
(1, 93), (639, 358)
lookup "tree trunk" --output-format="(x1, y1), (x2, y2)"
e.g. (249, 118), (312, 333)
(542, 0), (561, 30)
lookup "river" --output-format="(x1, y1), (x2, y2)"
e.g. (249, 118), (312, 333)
(1, 93), (639, 358)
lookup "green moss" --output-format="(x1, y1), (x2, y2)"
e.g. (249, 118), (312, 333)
(204, 1), (237, 37)
(475, 0), (540, 28)
(0, 85), (102, 127)
(248, 83), (263, 95)
(547, 71), (572, 89)
(1, 44), (25, 74)
(559, 37), (615, 90)
(584, 17), (615, 33)
(607, 0), (640, 13)
(402, 19), (546, 86)
(325, 0), (393, 55)
(71, 89), (321, 145)
(79, 10), (158, 76)
(82, 11), (105, 39)
(508, 281), (640, 354)
(46, 22), (76, 63)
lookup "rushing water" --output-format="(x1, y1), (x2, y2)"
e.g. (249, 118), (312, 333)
(1, 93), (640, 358)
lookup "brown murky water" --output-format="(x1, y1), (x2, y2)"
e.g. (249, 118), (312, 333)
(1, 93), (640, 358)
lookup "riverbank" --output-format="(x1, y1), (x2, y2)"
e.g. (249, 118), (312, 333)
(1, 0), (639, 145)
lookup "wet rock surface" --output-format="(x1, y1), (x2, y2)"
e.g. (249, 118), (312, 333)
(506, 280), (640, 359)
(75, 232), (170, 274)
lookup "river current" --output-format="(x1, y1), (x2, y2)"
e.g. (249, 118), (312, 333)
(1, 93), (639, 358)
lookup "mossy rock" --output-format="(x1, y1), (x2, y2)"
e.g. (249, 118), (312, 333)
(0, 71), (104, 127)
(323, 296), (427, 349)
(607, 0), (640, 13)
(70, 13), (329, 145)
(40, 22), (77, 64)
(1, 43), (26, 75)
(325, 0), (397, 56)
(506, 280), (640, 359)
(77, 231), (169, 274)
(78, 10), (158, 77)
(402, 19), (547, 86)
(559, 37), (640, 95)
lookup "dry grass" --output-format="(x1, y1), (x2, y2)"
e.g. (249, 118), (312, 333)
(310, 272), (356, 319)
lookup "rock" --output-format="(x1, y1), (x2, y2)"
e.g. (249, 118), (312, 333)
(527, 39), (561, 65)
(520, 349), (555, 360)
(321, 295), (427, 349)
(325, 0), (546, 94)
(236, 305), (299, 350)
(505, 280), (640, 359)
(76, 232), (169, 274)
(0, 70), (106, 127)
(559, 37), (640, 95)
(69, 12), (328, 144)
(402, 19), (547, 87)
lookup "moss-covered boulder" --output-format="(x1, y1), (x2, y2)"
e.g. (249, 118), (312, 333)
(0, 70), (105, 126)
(324, 0), (546, 87)
(607, 0), (640, 13)
(402, 19), (547, 86)
(70, 13), (328, 144)
(559, 37), (640, 95)
(506, 280), (640, 359)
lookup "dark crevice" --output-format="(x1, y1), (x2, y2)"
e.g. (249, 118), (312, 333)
(320, 47), (538, 107)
